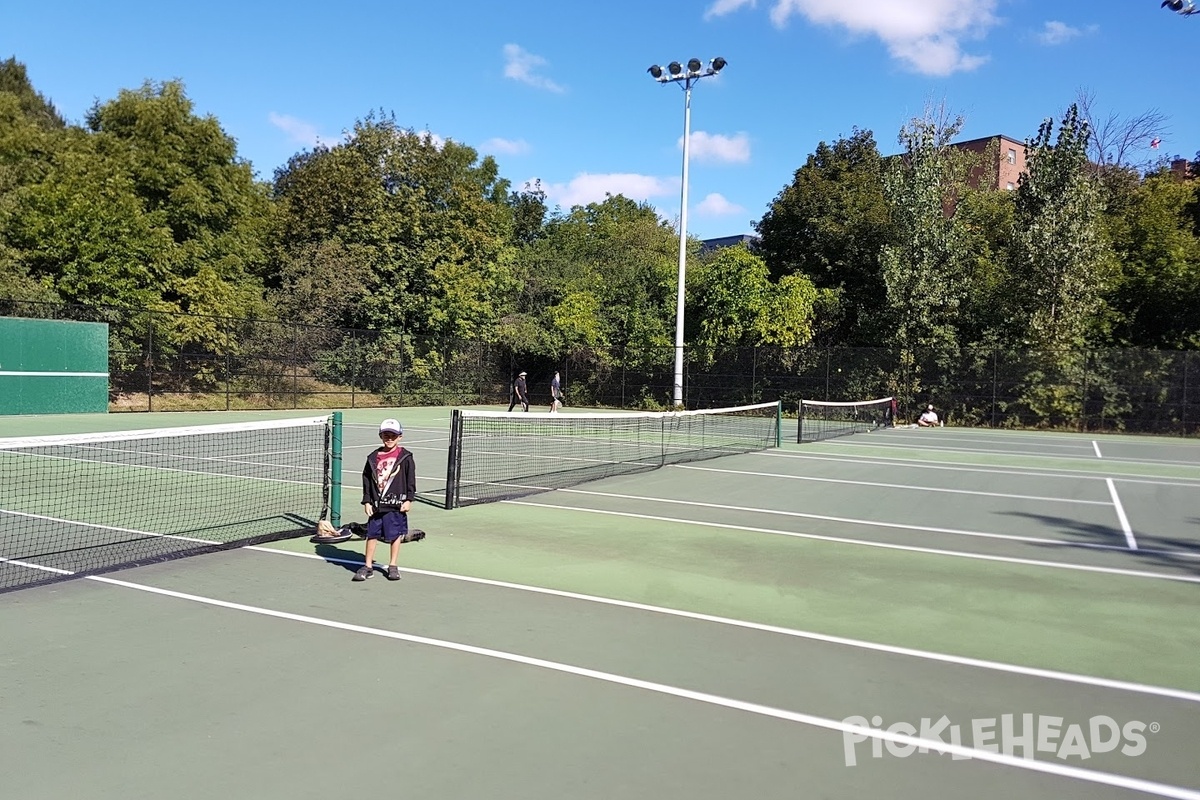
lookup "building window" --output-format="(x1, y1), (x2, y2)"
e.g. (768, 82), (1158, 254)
(1006, 148), (1016, 164)
(1005, 182), (1015, 191)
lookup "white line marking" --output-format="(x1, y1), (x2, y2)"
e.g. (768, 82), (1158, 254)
(81, 573), (1200, 800)
(761, 451), (1200, 489)
(254, 546), (1200, 705)
(552, 488), (1200, 560)
(1107, 479), (1138, 551)
(509, 501), (1200, 584)
(678, 464), (1110, 505)
(1093, 441), (1103, 458)
(0, 370), (109, 377)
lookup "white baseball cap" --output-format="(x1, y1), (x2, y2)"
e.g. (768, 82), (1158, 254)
(379, 418), (403, 435)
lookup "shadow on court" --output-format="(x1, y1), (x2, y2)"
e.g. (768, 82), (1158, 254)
(1002, 510), (1200, 578)
(311, 542), (365, 574)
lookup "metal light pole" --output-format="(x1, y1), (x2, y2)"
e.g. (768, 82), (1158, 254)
(648, 58), (726, 408)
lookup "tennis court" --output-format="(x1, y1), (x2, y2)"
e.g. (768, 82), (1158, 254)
(2, 406), (1198, 799)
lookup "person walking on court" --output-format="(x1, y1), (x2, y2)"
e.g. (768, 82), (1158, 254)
(355, 418), (416, 582)
(550, 371), (563, 413)
(508, 370), (529, 412)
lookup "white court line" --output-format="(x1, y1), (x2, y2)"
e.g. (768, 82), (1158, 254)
(678, 464), (1111, 506)
(1094, 441), (1103, 458)
(1108, 479), (1138, 551)
(81, 573), (1200, 800)
(254, 546), (1200, 705)
(812, 441), (1200, 471)
(762, 451), (1200, 489)
(549, 487), (1200, 561)
(508, 500), (1200, 584)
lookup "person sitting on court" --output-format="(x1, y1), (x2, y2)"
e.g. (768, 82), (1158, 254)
(917, 404), (942, 427)
(355, 418), (417, 582)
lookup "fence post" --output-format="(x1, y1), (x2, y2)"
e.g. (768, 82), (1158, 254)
(146, 320), (154, 412)
(224, 316), (232, 412)
(291, 323), (299, 409)
(1080, 350), (1088, 433)
(991, 347), (998, 428)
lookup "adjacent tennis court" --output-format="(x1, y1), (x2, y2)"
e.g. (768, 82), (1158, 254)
(2, 406), (1198, 799)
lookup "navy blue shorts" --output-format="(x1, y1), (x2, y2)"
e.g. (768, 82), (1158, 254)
(366, 510), (409, 544)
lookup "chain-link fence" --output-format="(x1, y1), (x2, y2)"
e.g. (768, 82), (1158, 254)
(2, 300), (1196, 434)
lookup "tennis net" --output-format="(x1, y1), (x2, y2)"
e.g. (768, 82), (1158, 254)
(0, 415), (336, 592)
(797, 397), (894, 443)
(442, 401), (781, 508)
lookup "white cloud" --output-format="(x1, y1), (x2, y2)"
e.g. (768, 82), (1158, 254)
(694, 193), (746, 217)
(704, 0), (756, 20)
(503, 44), (566, 93)
(268, 112), (331, 148)
(480, 137), (531, 156)
(1036, 21), (1093, 46)
(682, 131), (751, 164)
(537, 173), (677, 208)
(767, 0), (999, 76)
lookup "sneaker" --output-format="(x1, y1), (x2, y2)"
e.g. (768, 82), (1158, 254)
(386, 566), (401, 581)
(352, 566), (373, 582)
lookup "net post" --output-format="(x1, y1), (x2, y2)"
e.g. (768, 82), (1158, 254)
(330, 411), (343, 525)
(797, 400), (804, 444)
(775, 400), (782, 448)
(444, 409), (463, 510)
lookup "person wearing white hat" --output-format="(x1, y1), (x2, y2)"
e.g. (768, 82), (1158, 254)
(354, 418), (416, 582)
(508, 370), (529, 412)
(917, 404), (941, 427)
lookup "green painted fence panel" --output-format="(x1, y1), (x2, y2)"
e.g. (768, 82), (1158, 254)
(0, 317), (109, 414)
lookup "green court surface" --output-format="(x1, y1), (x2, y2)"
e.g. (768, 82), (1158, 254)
(2, 407), (1199, 800)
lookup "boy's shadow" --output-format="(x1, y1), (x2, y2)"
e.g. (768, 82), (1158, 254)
(311, 541), (366, 574)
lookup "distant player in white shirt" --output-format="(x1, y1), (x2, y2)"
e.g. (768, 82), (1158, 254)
(917, 404), (942, 427)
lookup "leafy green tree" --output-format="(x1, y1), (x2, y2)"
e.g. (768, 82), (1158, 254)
(0, 60), (68, 301)
(0, 58), (65, 131)
(879, 112), (974, 355)
(951, 187), (1018, 346)
(1011, 104), (1114, 348)
(754, 128), (895, 344)
(688, 244), (820, 361)
(512, 195), (680, 369)
(508, 179), (547, 246)
(84, 80), (272, 321)
(271, 113), (518, 344)
(1105, 170), (1200, 347)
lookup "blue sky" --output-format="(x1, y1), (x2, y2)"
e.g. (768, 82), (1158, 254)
(4, 1), (1197, 239)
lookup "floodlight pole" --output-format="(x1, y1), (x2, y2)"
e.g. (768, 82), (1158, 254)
(673, 85), (692, 410)
(648, 59), (726, 408)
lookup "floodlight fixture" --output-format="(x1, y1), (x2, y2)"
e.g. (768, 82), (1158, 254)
(711, 57), (727, 73)
(668, 61), (682, 76)
(648, 64), (663, 79)
(687, 58), (703, 74)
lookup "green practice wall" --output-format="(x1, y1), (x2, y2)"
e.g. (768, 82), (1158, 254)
(0, 317), (109, 415)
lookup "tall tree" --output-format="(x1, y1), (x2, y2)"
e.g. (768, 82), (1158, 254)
(75, 80), (273, 324)
(1105, 169), (1200, 347)
(511, 194), (679, 368)
(754, 128), (895, 345)
(1011, 104), (1113, 348)
(688, 244), (820, 361)
(0, 58), (65, 131)
(270, 112), (518, 342)
(879, 109), (975, 355)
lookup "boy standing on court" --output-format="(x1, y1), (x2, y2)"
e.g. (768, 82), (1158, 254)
(354, 418), (416, 582)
